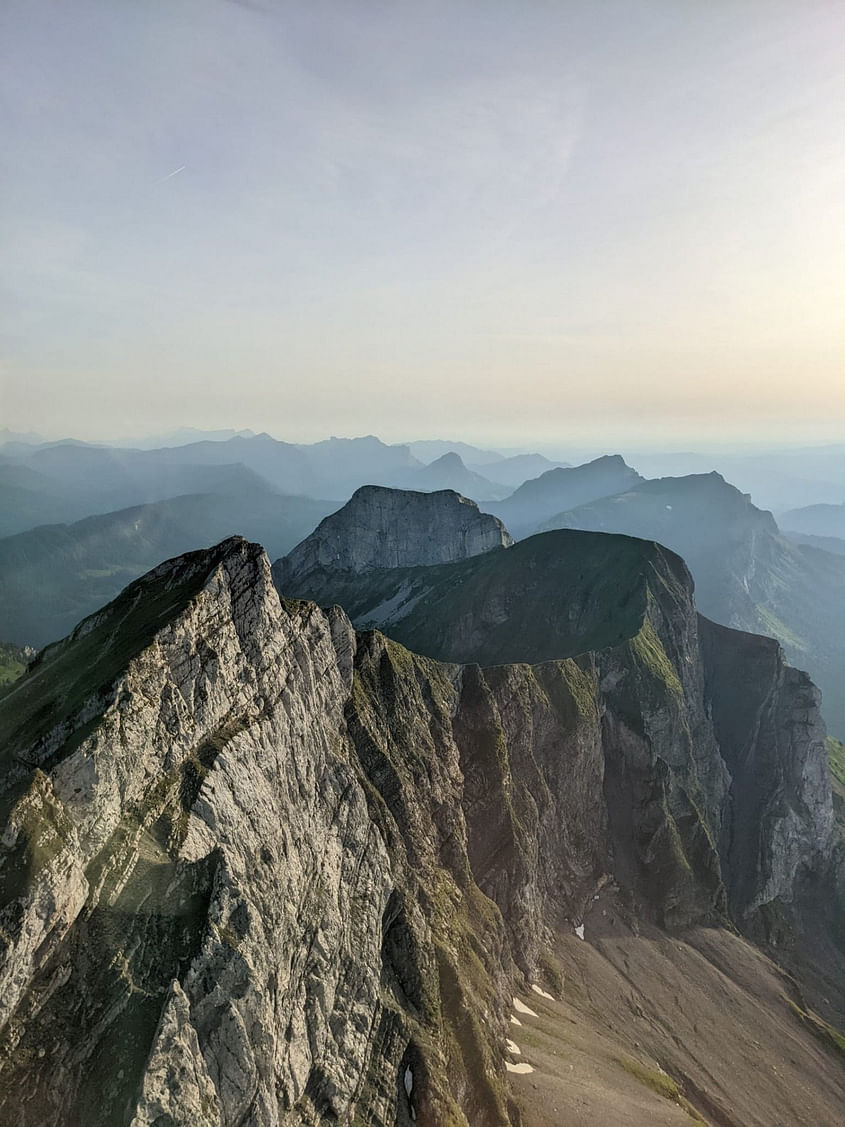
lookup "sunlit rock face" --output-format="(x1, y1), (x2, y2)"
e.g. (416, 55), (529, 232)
(0, 539), (514, 1127)
(0, 535), (839, 1126)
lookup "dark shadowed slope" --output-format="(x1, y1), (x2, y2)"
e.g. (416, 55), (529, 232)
(277, 528), (687, 669)
(538, 473), (845, 738)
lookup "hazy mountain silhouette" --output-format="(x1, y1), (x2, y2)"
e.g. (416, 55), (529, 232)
(780, 502), (845, 539)
(486, 454), (643, 537)
(469, 452), (570, 488)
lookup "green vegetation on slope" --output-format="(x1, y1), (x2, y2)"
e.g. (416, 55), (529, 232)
(307, 529), (693, 672)
(827, 737), (845, 844)
(0, 641), (31, 688)
(786, 999), (845, 1065)
(617, 1056), (707, 1122)
(828, 737), (845, 792)
(629, 620), (682, 695)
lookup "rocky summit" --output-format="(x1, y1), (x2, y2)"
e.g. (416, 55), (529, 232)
(273, 484), (512, 600)
(1, 534), (844, 1126)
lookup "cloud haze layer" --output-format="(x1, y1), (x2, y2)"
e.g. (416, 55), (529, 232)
(2, 0), (844, 445)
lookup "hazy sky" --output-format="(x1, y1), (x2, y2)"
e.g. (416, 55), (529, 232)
(2, 0), (844, 447)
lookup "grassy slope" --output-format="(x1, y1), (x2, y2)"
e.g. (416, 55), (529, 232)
(289, 529), (691, 670)
(828, 737), (845, 842)
(0, 642), (30, 688)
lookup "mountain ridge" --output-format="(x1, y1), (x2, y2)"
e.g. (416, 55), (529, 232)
(0, 536), (843, 1124)
(536, 470), (845, 737)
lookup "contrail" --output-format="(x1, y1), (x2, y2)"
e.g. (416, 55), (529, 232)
(153, 165), (186, 185)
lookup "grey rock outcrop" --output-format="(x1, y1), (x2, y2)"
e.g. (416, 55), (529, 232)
(273, 485), (512, 601)
(0, 539), (512, 1126)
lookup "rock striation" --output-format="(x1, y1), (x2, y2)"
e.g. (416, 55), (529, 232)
(0, 534), (842, 1125)
(273, 485), (512, 601)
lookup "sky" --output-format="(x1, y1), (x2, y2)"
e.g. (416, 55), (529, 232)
(2, 0), (844, 448)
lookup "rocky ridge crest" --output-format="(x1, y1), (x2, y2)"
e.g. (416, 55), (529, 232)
(0, 535), (841, 1125)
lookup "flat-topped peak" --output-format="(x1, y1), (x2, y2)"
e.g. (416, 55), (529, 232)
(273, 485), (512, 595)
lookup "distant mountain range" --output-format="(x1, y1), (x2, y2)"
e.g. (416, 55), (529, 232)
(627, 444), (845, 511)
(0, 434), (520, 537)
(485, 454), (643, 537)
(4, 434), (845, 740)
(0, 488), (335, 648)
(779, 502), (845, 540)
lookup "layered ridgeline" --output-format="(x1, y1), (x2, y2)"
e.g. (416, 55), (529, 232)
(484, 454), (643, 538)
(534, 472), (845, 738)
(780, 502), (845, 556)
(2, 527), (844, 1123)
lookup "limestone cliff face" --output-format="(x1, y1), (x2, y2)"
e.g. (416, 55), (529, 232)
(272, 485), (512, 603)
(699, 618), (836, 921)
(0, 539), (514, 1127)
(0, 535), (840, 1125)
(271, 524), (839, 960)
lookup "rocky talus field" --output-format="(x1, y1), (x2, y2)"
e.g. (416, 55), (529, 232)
(0, 529), (843, 1125)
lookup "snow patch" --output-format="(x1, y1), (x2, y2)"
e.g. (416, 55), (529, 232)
(506, 1038), (521, 1055)
(404, 1066), (416, 1120)
(510, 1014), (523, 1026)
(575, 924), (585, 940)
(531, 983), (554, 1000)
(512, 997), (538, 1017)
(506, 1061), (535, 1074)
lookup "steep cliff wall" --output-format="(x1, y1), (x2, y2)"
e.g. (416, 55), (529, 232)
(275, 524), (842, 993)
